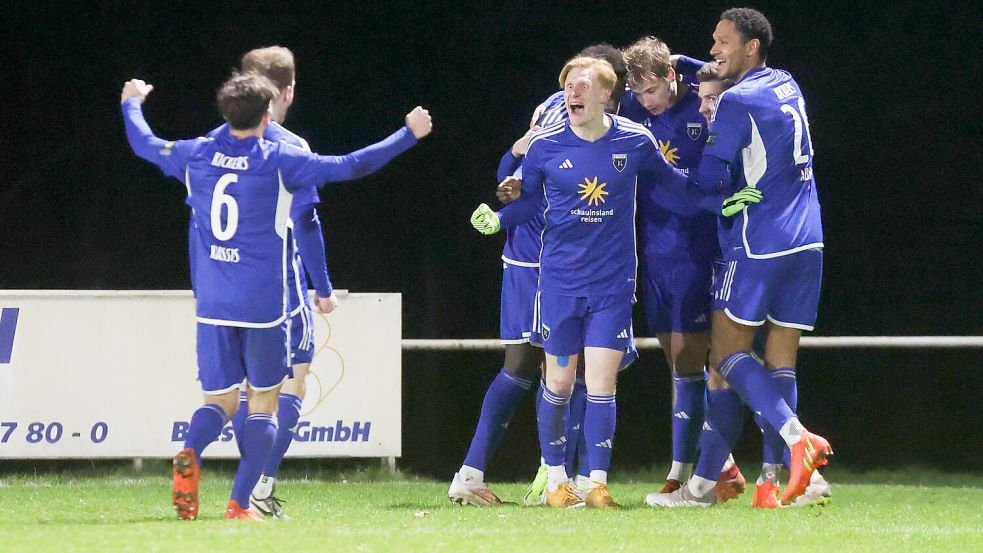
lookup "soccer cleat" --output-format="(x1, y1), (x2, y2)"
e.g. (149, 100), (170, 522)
(781, 431), (833, 504)
(585, 483), (621, 509)
(250, 491), (290, 519)
(225, 499), (265, 521)
(545, 482), (586, 509)
(448, 472), (503, 507)
(788, 470), (833, 507)
(752, 481), (781, 509)
(659, 479), (683, 494)
(172, 447), (201, 521)
(715, 462), (747, 504)
(645, 483), (714, 508)
(522, 463), (548, 506)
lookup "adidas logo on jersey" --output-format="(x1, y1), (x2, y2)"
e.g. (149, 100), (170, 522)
(549, 436), (567, 446)
(616, 329), (629, 339)
(673, 411), (691, 420)
(559, 159), (574, 169)
(594, 439), (613, 449)
(694, 314), (707, 324)
(702, 421), (714, 431)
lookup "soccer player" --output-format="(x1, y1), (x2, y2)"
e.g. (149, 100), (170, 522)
(448, 44), (631, 507)
(121, 73), (431, 520)
(216, 46), (325, 519)
(646, 7), (832, 509)
(471, 57), (757, 509)
(621, 36), (739, 497)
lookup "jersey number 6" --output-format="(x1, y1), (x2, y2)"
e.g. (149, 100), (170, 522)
(211, 173), (239, 241)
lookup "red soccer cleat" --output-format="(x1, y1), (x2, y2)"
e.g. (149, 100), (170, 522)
(715, 462), (747, 504)
(225, 499), (265, 521)
(752, 481), (781, 509)
(781, 430), (833, 504)
(660, 479), (683, 494)
(172, 447), (201, 520)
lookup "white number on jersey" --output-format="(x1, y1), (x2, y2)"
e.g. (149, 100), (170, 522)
(211, 173), (239, 241)
(780, 98), (813, 166)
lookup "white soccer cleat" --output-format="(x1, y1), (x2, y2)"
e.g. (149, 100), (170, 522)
(249, 476), (290, 519)
(788, 470), (832, 507)
(448, 472), (503, 507)
(645, 483), (715, 508)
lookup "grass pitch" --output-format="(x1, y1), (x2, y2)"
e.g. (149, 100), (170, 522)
(0, 465), (979, 553)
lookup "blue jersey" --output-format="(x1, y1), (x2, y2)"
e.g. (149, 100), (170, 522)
(122, 98), (417, 325)
(702, 67), (823, 258)
(498, 116), (688, 296)
(499, 91), (567, 266)
(207, 122), (326, 314)
(620, 86), (718, 261)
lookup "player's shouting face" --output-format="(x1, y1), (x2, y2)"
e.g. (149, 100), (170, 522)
(564, 67), (611, 128)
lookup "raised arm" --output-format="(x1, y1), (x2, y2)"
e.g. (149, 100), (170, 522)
(282, 106), (431, 188)
(120, 79), (197, 179)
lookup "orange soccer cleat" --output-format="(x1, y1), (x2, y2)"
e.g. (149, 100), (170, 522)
(545, 482), (586, 509)
(225, 499), (265, 521)
(781, 430), (833, 504)
(585, 483), (621, 509)
(752, 481), (781, 509)
(659, 479), (683, 494)
(172, 447), (201, 521)
(715, 462), (747, 504)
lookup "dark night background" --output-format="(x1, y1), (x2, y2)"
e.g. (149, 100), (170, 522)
(1, 2), (980, 478)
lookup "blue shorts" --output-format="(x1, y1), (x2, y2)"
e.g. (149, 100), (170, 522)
(639, 253), (713, 334)
(500, 261), (540, 344)
(713, 248), (823, 330)
(534, 290), (634, 357)
(196, 323), (292, 394)
(289, 306), (315, 365)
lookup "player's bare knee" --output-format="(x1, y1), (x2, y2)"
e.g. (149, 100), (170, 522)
(763, 322), (801, 369)
(503, 343), (544, 380)
(248, 386), (282, 414)
(671, 332), (710, 377)
(205, 390), (240, 419)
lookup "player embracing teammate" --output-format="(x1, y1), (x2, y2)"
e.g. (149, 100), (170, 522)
(466, 6), (833, 509)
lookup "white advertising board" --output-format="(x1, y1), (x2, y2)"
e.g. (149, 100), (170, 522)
(0, 291), (401, 459)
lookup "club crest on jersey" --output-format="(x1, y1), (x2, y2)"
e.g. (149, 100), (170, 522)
(159, 141), (176, 156)
(687, 123), (703, 141)
(612, 153), (627, 172)
(541, 324), (551, 341)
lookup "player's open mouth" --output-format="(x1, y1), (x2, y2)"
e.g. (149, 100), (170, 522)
(568, 103), (585, 115)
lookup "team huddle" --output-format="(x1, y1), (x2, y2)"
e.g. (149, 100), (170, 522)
(121, 6), (829, 521)
(458, 7), (832, 509)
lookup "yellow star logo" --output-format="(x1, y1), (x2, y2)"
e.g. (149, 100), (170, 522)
(578, 176), (608, 206)
(658, 139), (680, 165)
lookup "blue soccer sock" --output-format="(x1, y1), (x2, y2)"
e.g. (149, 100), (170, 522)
(576, 419), (590, 479)
(718, 352), (797, 436)
(693, 388), (744, 481)
(262, 393), (303, 478)
(184, 403), (228, 460)
(537, 385), (570, 469)
(231, 413), (277, 507)
(671, 373), (706, 465)
(584, 392), (616, 485)
(758, 367), (798, 466)
(462, 369), (533, 472)
(230, 391), (248, 456)
(564, 379), (587, 477)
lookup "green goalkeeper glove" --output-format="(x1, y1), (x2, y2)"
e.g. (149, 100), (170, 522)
(721, 187), (763, 217)
(470, 203), (501, 235)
